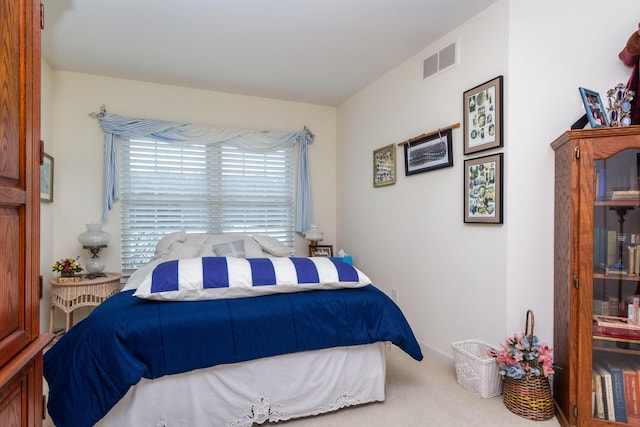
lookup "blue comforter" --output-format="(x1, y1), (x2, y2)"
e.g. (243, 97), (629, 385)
(44, 285), (422, 427)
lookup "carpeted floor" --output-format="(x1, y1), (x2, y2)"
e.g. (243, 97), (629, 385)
(44, 345), (561, 426)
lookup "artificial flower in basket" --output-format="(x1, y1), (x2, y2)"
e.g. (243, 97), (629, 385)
(51, 256), (83, 276)
(486, 332), (556, 379)
(487, 310), (556, 421)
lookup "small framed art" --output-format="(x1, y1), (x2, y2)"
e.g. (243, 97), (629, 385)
(40, 152), (54, 202)
(464, 153), (503, 224)
(309, 245), (333, 257)
(579, 87), (609, 128)
(373, 144), (396, 187)
(463, 75), (503, 155)
(404, 129), (453, 176)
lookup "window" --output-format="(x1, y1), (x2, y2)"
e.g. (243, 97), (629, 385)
(119, 138), (296, 274)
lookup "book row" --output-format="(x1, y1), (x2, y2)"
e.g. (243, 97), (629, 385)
(593, 359), (640, 424)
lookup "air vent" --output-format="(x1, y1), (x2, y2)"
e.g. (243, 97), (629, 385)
(422, 40), (458, 81)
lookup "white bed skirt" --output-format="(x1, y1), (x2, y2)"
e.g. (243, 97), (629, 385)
(96, 342), (387, 427)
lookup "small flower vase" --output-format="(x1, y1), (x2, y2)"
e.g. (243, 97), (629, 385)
(61, 271), (75, 278)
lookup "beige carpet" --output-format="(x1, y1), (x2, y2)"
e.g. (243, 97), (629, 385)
(44, 346), (560, 427)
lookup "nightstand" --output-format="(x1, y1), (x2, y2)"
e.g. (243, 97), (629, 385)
(49, 272), (122, 333)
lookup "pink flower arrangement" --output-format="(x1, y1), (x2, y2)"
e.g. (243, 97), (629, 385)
(487, 333), (556, 379)
(51, 256), (83, 274)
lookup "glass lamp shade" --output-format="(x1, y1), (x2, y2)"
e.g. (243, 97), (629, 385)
(305, 224), (324, 245)
(78, 224), (111, 275)
(78, 223), (111, 247)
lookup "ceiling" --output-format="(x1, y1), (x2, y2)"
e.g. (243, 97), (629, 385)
(41, 0), (498, 106)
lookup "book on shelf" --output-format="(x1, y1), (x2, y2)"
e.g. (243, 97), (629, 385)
(603, 190), (640, 200)
(594, 362), (616, 421)
(606, 361), (628, 423)
(621, 362), (640, 425)
(593, 369), (606, 419)
(593, 315), (640, 341)
(605, 267), (630, 277)
(57, 276), (81, 283)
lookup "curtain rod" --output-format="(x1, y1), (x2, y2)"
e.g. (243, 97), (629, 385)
(397, 122), (460, 146)
(88, 105), (107, 118)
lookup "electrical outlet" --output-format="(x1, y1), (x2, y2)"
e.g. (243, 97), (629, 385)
(391, 289), (398, 303)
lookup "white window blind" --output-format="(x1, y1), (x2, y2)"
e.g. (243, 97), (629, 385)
(119, 138), (296, 274)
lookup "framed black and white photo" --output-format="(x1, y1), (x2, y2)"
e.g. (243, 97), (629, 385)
(464, 153), (503, 224)
(463, 75), (503, 155)
(403, 129), (453, 176)
(309, 245), (333, 257)
(579, 87), (609, 128)
(373, 144), (396, 187)
(40, 152), (54, 202)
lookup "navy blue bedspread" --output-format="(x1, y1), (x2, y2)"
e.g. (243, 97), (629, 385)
(44, 285), (422, 427)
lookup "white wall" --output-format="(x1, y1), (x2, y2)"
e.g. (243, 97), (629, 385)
(42, 71), (336, 331)
(336, 0), (640, 361)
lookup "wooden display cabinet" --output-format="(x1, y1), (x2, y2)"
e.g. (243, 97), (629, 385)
(553, 126), (640, 426)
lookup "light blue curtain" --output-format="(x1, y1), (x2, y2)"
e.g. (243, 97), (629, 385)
(97, 113), (314, 234)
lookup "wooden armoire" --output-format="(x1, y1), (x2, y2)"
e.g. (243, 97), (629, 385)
(0, 0), (53, 425)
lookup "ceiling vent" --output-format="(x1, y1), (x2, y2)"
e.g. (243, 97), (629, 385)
(422, 40), (458, 81)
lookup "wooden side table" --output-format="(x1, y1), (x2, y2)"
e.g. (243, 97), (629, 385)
(49, 272), (122, 333)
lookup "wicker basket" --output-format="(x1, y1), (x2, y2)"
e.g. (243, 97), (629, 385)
(503, 375), (554, 421)
(452, 340), (503, 398)
(502, 310), (555, 421)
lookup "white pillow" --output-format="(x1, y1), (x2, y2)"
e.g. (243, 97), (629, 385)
(252, 235), (294, 256)
(134, 256), (372, 301)
(154, 231), (187, 258)
(212, 240), (246, 258)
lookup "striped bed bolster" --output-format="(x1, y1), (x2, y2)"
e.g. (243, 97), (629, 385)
(134, 256), (372, 301)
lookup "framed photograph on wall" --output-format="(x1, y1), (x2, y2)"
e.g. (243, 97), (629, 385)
(373, 144), (396, 187)
(464, 153), (503, 224)
(463, 75), (503, 155)
(579, 87), (609, 128)
(40, 152), (54, 202)
(403, 129), (453, 175)
(309, 245), (333, 257)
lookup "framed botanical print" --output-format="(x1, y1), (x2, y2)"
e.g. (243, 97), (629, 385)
(463, 75), (503, 155)
(464, 153), (503, 224)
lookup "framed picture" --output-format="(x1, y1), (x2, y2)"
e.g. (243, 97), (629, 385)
(463, 75), (503, 155)
(579, 87), (609, 128)
(403, 129), (453, 176)
(40, 152), (54, 202)
(373, 144), (396, 187)
(464, 153), (503, 224)
(309, 245), (333, 257)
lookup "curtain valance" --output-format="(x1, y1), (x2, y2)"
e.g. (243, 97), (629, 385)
(97, 113), (314, 234)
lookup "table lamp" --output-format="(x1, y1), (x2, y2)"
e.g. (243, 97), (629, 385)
(78, 223), (111, 279)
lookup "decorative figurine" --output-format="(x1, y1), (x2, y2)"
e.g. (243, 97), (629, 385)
(606, 83), (635, 126)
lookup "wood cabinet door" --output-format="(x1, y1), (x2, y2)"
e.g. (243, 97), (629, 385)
(0, 0), (51, 425)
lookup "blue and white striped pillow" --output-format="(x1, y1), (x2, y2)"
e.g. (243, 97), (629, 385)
(133, 256), (372, 301)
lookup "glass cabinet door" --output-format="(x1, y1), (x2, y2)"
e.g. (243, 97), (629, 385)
(592, 148), (640, 424)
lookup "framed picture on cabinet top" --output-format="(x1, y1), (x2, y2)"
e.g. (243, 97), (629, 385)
(579, 87), (609, 128)
(463, 75), (503, 155)
(464, 153), (503, 224)
(373, 144), (396, 187)
(403, 128), (453, 176)
(40, 152), (54, 203)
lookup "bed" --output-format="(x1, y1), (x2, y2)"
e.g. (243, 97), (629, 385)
(44, 233), (423, 427)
